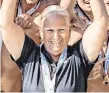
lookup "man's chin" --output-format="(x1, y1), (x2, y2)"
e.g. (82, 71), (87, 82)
(49, 50), (62, 56)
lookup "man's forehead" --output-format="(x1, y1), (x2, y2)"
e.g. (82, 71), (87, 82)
(44, 13), (69, 20)
(85, 0), (90, 2)
(43, 16), (69, 27)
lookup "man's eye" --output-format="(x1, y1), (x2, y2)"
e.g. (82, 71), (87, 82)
(58, 29), (65, 32)
(47, 29), (54, 32)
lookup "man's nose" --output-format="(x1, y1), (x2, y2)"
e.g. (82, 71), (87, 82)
(52, 31), (59, 39)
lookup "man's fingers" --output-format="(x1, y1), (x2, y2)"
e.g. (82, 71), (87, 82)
(26, 22), (32, 28)
(19, 18), (30, 28)
(99, 57), (106, 62)
(22, 21), (31, 29)
(88, 74), (101, 80)
(15, 17), (22, 25)
(23, 14), (30, 21)
(95, 57), (106, 66)
(88, 58), (105, 80)
(92, 65), (102, 71)
(17, 17), (23, 25)
(18, 14), (31, 28)
(22, 20), (30, 29)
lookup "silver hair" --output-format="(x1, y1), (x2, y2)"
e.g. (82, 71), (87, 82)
(41, 5), (70, 24)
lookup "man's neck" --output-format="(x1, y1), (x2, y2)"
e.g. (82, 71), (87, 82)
(51, 55), (60, 62)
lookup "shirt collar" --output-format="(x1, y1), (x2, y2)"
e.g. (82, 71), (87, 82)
(40, 43), (55, 64)
(40, 43), (70, 64)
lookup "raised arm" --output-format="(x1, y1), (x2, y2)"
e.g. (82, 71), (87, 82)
(0, 0), (25, 60)
(59, 0), (76, 20)
(82, 0), (108, 61)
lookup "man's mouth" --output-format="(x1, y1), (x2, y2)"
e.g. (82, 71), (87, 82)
(50, 41), (62, 44)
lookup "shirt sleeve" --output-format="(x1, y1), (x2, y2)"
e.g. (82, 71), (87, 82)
(75, 39), (98, 77)
(11, 34), (37, 69)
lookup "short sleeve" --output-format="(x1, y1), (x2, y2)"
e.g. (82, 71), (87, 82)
(74, 39), (98, 77)
(11, 34), (38, 69)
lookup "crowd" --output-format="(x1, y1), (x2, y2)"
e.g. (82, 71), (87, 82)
(0, 0), (109, 92)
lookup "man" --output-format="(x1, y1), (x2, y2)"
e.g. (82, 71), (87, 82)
(0, 0), (108, 92)
(0, 0), (77, 92)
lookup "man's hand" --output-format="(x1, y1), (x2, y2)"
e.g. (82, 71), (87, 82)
(88, 57), (106, 80)
(87, 57), (109, 92)
(15, 14), (32, 29)
(71, 15), (87, 31)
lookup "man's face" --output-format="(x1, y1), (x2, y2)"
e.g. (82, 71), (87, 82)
(41, 15), (70, 57)
(25, 0), (38, 4)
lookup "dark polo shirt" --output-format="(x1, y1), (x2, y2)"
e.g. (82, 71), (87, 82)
(15, 35), (95, 92)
